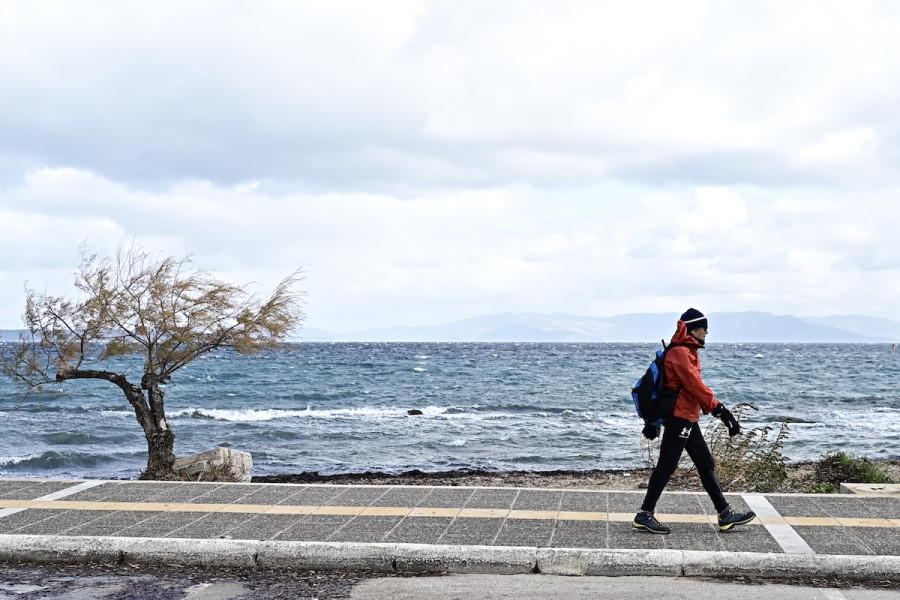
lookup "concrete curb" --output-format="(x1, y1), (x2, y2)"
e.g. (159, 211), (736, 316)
(537, 547), (682, 576)
(537, 547), (900, 580)
(2, 534), (899, 581)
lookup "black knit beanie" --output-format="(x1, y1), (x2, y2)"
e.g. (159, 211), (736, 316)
(680, 308), (708, 331)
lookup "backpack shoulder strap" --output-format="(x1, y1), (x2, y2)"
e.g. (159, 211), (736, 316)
(660, 341), (685, 390)
(662, 340), (684, 354)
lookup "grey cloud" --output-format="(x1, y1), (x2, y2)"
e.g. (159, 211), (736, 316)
(3, 2), (900, 192)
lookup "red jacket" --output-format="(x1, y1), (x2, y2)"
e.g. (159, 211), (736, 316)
(664, 320), (721, 422)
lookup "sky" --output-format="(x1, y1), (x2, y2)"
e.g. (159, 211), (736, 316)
(2, 0), (900, 334)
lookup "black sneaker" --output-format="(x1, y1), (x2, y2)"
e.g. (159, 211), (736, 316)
(633, 511), (671, 534)
(718, 507), (756, 531)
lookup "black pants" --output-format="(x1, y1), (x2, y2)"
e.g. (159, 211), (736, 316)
(640, 417), (729, 514)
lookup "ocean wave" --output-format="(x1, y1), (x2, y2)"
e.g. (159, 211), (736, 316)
(0, 450), (118, 470)
(166, 404), (575, 423)
(168, 405), (454, 422)
(5, 403), (130, 415)
(769, 415), (819, 424)
(43, 432), (107, 445)
(3, 342), (898, 479)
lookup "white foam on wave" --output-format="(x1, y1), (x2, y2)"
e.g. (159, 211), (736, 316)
(169, 405), (454, 422)
(166, 402), (615, 425)
(0, 452), (45, 467)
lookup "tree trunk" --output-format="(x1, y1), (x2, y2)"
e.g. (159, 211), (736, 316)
(139, 378), (176, 480)
(57, 368), (177, 480)
(141, 429), (177, 480)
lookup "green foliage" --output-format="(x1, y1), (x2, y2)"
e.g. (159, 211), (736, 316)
(799, 482), (839, 494)
(814, 451), (896, 485)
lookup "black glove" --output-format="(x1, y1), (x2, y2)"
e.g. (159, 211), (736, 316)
(642, 423), (661, 440)
(712, 404), (741, 437)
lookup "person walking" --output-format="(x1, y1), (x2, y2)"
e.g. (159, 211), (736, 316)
(633, 308), (756, 534)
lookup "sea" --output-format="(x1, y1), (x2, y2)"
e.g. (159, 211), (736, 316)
(1, 342), (898, 480)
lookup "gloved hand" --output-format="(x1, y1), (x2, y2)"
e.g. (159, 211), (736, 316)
(712, 404), (741, 437)
(642, 423), (661, 440)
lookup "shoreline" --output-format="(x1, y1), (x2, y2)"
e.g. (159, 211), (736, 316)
(251, 459), (900, 492)
(252, 466), (655, 490)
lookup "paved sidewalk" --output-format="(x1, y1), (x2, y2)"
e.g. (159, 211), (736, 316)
(0, 478), (898, 581)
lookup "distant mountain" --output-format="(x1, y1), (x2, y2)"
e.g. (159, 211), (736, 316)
(802, 315), (900, 341)
(6, 315), (897, 344)
(298, 312), (900, 343)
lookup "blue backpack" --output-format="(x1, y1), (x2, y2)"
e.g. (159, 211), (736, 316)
(631, 340), (682, 425)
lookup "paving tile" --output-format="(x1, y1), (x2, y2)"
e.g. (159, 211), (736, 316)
(766, 496), (868, 518)
(464, 489), (519, 510)
(717, 525), (783, 553)
(383, 517), (452, 545)
(608, 521), (671, 550)
(858, 497), (900, 520)
(275, 515), (353, 542)
(164, 512), (257, 539)
(226, 514), (306, 540)
(416, 488), (475, 508)
(281, 486), (346, 506)
(0, 508), (66, 532)
(550, 520), (607, 548)
(3, 481), (84, 499)
(795, 526), (875, 555)
(327, 516), (403, 543)
(152, 483), (238, 503)
(492, 519), (555, 547)
(656, 494), (709, 515)
(370, 488), (432, 508)
(438, 518), (504, 545)
(723, 494), (752, 511)
(511, 491), (562, 511)
(0, 480), (32, 492)
(63, 511), (157, 536)
(664, 523), (725, 551)
(843, 527), (900, 556)
(0, 480), (895, 560)
(328, 487), (390, 507)
(816, 497), (879, 518)
(188, 486), (257, 504)
(14, 510), (112, 535)
(115, 512), (217, 538)
(559, 491), (607, 513)
(61, 484), (128, 502)
(606, 492), (648, 513)
(0, 481), (49, 499)
(232, 487), (304, 505)
(69, 482), (181, 503)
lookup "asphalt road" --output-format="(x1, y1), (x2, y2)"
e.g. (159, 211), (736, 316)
(1, 563), (898, 600)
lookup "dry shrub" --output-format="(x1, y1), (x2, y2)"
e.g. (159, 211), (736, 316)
(641, 402), (791, 493)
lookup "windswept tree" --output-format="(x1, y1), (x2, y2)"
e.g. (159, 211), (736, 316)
(1, 246), (305, 480)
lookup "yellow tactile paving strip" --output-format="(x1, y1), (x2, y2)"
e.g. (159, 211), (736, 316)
(0, 499), (896, 527)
